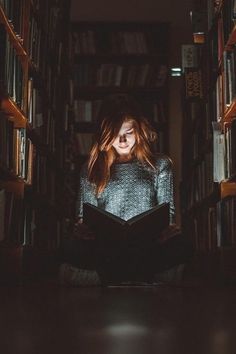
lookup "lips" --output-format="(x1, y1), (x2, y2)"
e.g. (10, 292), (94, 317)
(118, 145), (129, 149)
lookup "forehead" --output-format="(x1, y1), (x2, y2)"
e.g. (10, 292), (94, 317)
(119, 120), (134, 131)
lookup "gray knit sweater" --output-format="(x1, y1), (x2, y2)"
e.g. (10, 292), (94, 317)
(77, 154), (175, 224)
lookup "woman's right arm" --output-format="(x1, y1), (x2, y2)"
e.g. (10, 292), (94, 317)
(76, 164), (98, 221)
(74, 164), (98, 239)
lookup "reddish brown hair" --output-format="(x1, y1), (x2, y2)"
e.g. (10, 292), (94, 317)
(87, 95), (157, 195)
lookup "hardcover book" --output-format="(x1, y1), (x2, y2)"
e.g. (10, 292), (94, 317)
(83, 202), (169, 244)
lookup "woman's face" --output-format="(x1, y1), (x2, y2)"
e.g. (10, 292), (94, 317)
(112, 120), (136, 157)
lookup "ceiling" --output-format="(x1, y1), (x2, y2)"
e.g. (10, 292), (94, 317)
(70, 0), (194, 27)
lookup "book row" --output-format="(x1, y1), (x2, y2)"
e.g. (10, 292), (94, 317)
(189, 195), (236, 252)
(32, 152), (59, 204)
(72, 30), (150, 55)
(187, 197), (236, 252)
(209, 1), (236, 66)
(207, 0), (222, 30)
(0, 108), (61, 189)
(27, 78), (57, 152)
(222, 47), (236, 108)
(0, 64), (58, 154)
(74, 63), (168, 88)
(0, 0), (26, 42)
(73, 98), (167, 125)
(221, 0), (236, 46)
(215, 58), (234, 122)
(213, 119), (236, 181)
(182, 99), (212, 162)
(0, 113), (33, 182)
(0, 188), (30, 244)
(0, 24), (24, 109)
(182, 125), (211, 164)
(28, 7), (64, 74)
(0, 187), (63, 249)
(0, 112), (14, 171)
(181, 152), (214, 211)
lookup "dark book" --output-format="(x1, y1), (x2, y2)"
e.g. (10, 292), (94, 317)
(83, 202), (169, 244)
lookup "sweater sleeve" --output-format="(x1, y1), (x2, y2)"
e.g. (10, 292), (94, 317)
(76, 164), (98, 219)
(155, 155), (176, 224)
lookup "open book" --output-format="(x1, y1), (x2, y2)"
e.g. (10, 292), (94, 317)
(83, 202), (169, 244)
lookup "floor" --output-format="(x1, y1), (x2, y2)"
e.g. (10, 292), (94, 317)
(0, 278), (236, 354)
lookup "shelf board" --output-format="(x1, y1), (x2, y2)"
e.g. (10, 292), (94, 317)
(226, 23), (236, 49)
(0, 179), (25, 198)
(220, 181), (236, 198)
(223, 97), (236, 123)
(0, 166), (27, 183)
(1, 97), (27, 128)
(0, 6), (27, 57)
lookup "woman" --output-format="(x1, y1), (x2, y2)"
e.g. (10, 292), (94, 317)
(59, 94), (193, 286)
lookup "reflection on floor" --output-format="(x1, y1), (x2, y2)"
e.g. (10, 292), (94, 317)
(0, 277), (236, 354)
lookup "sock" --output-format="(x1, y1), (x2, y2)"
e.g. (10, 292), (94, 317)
(59, 263), (101, 287)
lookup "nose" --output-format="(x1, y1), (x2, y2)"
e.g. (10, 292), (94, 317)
(119, 134), (127, 143)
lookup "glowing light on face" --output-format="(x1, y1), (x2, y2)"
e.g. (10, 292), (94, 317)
(112, 120), (136, 157)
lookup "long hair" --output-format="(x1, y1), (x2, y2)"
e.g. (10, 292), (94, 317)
(87, 94), (157, 195)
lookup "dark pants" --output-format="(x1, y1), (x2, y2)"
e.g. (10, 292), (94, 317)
(59, 233), (194, 282)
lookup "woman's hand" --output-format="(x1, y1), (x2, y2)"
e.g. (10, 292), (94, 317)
(159, 223), (180, 243)
(73, 219), (95, 240)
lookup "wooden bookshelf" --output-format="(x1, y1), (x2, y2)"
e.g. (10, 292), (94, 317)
(0, 6), (27, 56)
(0, 179), (25, 197)
(1, 97), (27, 128)
(224, 97), (236, 122)
(0, 0), (71, 281)
(181, 0), (236, 281)
(225, 24), (236, 49)
(71, 21), (170, 157)
(220, 181), (236, 198)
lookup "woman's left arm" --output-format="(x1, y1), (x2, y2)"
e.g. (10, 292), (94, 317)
(155, 156), (176, 225)
(155, 156), (182, 241)
(76, 164), (98, 221)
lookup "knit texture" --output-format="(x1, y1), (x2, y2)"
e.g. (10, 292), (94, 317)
(77, 154), (175, 224)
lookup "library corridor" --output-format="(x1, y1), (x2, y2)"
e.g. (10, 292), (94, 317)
(1, 0), (236, 353)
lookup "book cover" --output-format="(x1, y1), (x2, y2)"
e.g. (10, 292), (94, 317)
(83, 202), (169, 243)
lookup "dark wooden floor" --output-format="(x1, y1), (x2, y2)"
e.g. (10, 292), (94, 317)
(0, 278), (236, 354)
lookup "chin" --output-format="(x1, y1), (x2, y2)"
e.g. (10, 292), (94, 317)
(118, 149), (131, 155)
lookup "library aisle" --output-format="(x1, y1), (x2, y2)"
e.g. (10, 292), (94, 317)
(1, 0), (236, 353)
(0, 282), (236, 354)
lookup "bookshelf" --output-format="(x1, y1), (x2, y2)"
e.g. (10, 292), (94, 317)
(181, 0), (236, 282)
(70, 22), (170, 162)
(0, 0), (71, 282)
